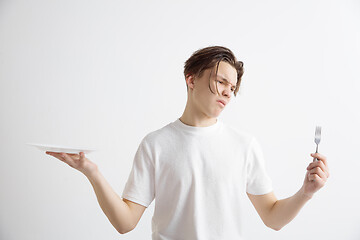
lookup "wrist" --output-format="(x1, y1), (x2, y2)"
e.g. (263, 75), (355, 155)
(83, 164), (100, 180)
(299, 186), (313, 201)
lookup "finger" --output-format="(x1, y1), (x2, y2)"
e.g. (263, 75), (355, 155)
(308, 173), (315, 181)
(308, 173), (323, 182)
(311, 153), (330, 178)
(46, 152), (66, 161)
(46, 151), (60, 155)
(310, 153), (328, 166)
(79, 152), (85, 161)
(307, 160), (330, 178)
(60, 152), (77, 167)
(308, 167), (327, 181)
(46, 151), (77, 157)
(46, 151), (78, 156)
(67, 153), (79, 157)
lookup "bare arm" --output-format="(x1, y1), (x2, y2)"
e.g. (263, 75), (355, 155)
(247, 188), (311, 231)
(247, 152), (330, 231)
(86, 169), (146, 234)
(46, 151), (146, 234)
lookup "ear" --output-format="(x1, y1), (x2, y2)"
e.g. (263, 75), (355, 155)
(186, 74), (196, 90)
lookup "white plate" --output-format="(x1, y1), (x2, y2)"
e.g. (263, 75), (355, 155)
(27, 143), (96, 154)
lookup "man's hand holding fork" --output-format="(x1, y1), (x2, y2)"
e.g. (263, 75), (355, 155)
(301, 126), (330, 199)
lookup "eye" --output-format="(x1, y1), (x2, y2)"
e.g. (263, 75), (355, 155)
(216, 80), (224, 84)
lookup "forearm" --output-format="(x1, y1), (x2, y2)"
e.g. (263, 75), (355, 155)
(267, 187), (312, 230)
(85, 169), (134, 234)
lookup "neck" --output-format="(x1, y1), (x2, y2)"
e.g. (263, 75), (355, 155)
(179, 100), (217, 127)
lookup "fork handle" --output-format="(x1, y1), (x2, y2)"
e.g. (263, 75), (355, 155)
(313, 144), (319, 162)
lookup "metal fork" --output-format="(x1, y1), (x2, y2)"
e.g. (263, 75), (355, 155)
(313, 126), (322, 162)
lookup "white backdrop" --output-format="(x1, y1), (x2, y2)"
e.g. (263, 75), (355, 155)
(1, 0), (359, 239)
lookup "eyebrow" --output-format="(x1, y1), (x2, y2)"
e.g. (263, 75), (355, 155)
(217, 75), (236, 88)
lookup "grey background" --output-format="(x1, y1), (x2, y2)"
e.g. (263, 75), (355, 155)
(1, 0), (359, 239)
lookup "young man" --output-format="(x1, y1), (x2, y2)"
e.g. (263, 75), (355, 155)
(46, 46), (330, 239)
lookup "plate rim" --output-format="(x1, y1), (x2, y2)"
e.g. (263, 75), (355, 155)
(26, 142), (96, 152)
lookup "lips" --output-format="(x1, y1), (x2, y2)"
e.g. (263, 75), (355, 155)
(217, 100), (227, 107)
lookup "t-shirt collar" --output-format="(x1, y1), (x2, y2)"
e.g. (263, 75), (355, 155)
(172, 118), (222, 135)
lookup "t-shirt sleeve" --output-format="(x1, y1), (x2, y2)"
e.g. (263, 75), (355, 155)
(246, 137), (273, 195)
(121, 137), (155, 207)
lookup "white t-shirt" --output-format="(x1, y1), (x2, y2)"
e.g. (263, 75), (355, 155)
(122, 118), (273, 240)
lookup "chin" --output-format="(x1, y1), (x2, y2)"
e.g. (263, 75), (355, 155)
(202, 106), (222, 118)
(208, 111), (222, 118)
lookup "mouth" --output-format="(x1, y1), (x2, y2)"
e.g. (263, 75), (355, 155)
(217, 100), (226, 107)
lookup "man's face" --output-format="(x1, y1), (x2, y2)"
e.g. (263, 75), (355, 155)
(187, 61), (237, 118)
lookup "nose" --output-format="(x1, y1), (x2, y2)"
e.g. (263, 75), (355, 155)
(221, 86), (232, 98)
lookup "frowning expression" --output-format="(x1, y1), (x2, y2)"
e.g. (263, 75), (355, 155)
(186, 61), (237, 118)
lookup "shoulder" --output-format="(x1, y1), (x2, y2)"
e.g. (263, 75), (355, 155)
(222, 121), (256, 146)
(141, 121), (176, 146)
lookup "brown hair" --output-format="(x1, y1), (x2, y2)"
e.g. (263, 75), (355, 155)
(183, 46), (244, 97)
